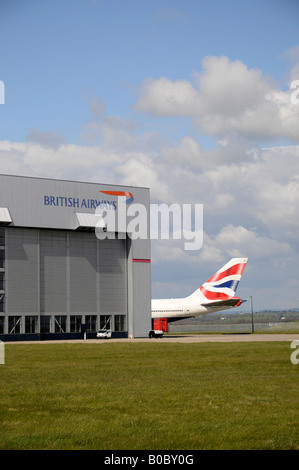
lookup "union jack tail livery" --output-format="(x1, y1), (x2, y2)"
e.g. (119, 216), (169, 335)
(198, 257), (248, 307)
(151, 258), (248, 320)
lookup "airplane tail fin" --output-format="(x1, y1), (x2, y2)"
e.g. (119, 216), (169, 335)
(189, 258), (248, 303)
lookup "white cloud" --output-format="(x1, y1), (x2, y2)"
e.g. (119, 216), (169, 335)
(114, 153), (173, 202)
(2, 127), (299, 241)
(134, 77), (202, 117)
(209, 224), (293, 259)
(82, 116), (138, 149)
(0, 140), (122, 182)
(160, 136), (203, 168)
(195, 55), (269, 116)
(134, 55), (299, 141)
(151, 222), (293, 270)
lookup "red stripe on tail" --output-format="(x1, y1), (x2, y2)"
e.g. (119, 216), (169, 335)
(200, 286), (230, 300)
(207, 263), (246, 283)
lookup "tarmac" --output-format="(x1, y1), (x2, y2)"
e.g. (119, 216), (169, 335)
(5, 333), (299, 344)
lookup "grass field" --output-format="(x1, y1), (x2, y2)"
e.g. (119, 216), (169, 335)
(0, 341), (298, 450)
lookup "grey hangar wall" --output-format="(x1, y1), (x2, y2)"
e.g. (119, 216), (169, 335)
(0, 174), (152, 341)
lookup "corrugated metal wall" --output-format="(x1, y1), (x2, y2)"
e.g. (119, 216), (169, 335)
(6, 227), (127, 319)
(131, 260), (151, 337)
(69, 232), (97, 313)
(6, 228), (39, 313)
(98, 237), (127, 313)
(40, 230), (67, 313)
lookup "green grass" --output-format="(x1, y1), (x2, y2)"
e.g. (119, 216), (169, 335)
(0, 341), (298, 450)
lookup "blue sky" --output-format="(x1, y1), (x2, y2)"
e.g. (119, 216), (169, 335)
(1, 0), (298, 143)
(1, 0), (299, 309)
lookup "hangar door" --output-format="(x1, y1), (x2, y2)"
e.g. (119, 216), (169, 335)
(98, 236), (128, 315)
(6, 228), (128, 334)
(40, 230), (128, 318)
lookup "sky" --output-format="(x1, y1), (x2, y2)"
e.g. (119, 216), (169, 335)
(1, 0), (299, 310)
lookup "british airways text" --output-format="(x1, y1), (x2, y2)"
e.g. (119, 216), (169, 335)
(44, 195), (117, 210)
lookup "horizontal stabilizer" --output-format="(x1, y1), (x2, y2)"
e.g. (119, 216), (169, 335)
(202, 297), (247, 308)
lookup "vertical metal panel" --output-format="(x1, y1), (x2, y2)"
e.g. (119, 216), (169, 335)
(131, 260), (152, 337)
(6, 228), (39, 313)
(98, 237), (127, 313)
(40, 230), (67, 313)
(69, 231), (97, 313)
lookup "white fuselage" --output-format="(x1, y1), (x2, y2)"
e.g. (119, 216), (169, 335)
(151, 297), (208, 319)
(151, 294), (236, 319)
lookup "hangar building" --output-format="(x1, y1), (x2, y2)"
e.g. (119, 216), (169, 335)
(0, 174), (151, 341)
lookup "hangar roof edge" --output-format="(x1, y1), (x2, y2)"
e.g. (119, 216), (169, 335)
(0, 173), (150, 191)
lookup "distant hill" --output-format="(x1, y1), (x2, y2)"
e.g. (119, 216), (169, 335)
(171, 309), (299, 325)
